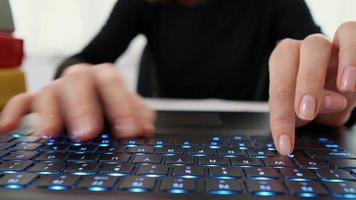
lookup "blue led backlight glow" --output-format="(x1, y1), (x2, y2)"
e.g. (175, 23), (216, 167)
(209, 190), (237, 195)
(250, 177), (273, 180)
(87, 187), (107, 192)
(334, 194), (356, 199)
(48, 185), (67, 190)
(255, 191), (276, 196)
(209, 146), (220, 149)
(127, 188), (147, 193)
(126, 144), (137, 147)
(144, 174), (165, 178)
(211, 176), (235, 180)
(299, 193), (318, 198)
(321, 178), (344, 183)
(107, 173), (128, 177)
(73, 172), (93, 175)
(167, 189), (188, 194)
(4, 185), (23, 189)
(289, 178), (310, 182)
(98, 143), (109, 147)
(179, 175), (199, 179)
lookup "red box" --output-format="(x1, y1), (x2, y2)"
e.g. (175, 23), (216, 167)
(0, 32), (24, 67)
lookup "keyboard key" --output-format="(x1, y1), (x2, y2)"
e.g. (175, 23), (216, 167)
(230, 139), (256, 149)
(157, 146), (184, 155)
(245, 180), (285, 196)
(165, 155), (194, 165)
(10, 143), (42, 151)
(263, 156), (296, 167)
(325, 182), (356, 198)
(147, 138), (172, 147)
(209, 167), (241, 179)
(3, 151), (38, 160)
(100, 163), (133, 176)
(280, 168), (318, 181)
(37, 174), (79, 190)
(97, 145), (125, 153)
(316, 169), (355, 182)
(175, 139), (198, 148)
(295, 142), (339, 150)
(0, 143), (15, 150)
(173, 166), (204, 178)
(28, 162), (65, 174)
(77, 175), (118, 191)
(160, 177), (195, 193)
(206, 179), (242, 195)
(12, 136), (42, 143)
(119, 138), (145, 146)
(306, 150), (355, 159)
(127, 146), (155, 154)
(217, 147), (245, 157)
(40, 144), (69, 152)
(119, 176), (156, 192)
(35, 152), (68, 161)
(0, 173), (38, 189)
(64, 162), (99, 175)
(244, 167), (280, 180)
(329, 159), (356, 169)
(0, 135), (15, 143)
(247, 149), (277, 158)
(69, 144), (97, 153)
(295, 158), (328, 169)
(231, 157), (262, 167)
(67, 153), (100, 163)
(99, 153), (131, 163)
(0, 161), (33, 172)
(136, 164), (169, 177)
(188, 147), (215, 156)
(286, 181), (328, 197)
(132, 155), (162, 164)
(198, 156), (228, 166)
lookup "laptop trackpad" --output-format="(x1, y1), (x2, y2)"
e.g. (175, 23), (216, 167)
(156, 112), (223, 126)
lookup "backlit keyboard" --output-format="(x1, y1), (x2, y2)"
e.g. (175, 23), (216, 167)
(0, 131), (355, 198)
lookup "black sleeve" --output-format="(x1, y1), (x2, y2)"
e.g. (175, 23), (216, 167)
(271, 0), (321, 41)
(54, 0), (145, 78)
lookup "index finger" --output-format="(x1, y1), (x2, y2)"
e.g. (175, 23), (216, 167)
(269, 39), (301, 155)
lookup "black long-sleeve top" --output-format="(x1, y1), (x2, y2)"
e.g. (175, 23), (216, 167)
(56, 0), (355, 126)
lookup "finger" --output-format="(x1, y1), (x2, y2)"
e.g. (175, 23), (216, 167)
(295, 34), (332, 121)
(318, 90), (347, 114)
(334, 22), (356, 92)
(130, 94), (156, 137)
(33, 82), (63, 138)
(59, 68), (103, 141)
(93, 64), (140, 138)
(0, 93), (33, 132)
(269, 39), (300, 155)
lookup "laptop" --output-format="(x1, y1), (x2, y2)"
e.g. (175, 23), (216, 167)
(0, 111), (355, 200)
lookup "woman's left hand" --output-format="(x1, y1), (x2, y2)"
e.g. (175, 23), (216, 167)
(269, 21), (356, 155)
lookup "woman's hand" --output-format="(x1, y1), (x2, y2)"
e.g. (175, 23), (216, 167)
(269, 21), (356, 155)
(0, 63), (156, 140)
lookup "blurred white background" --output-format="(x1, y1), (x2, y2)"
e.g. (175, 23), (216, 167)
(8, 0), (356, 92)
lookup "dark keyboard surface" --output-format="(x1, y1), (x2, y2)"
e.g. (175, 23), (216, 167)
(0, 131), (355, 199)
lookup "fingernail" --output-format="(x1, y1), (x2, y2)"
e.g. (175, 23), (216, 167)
(278, 134), (292, 155)
(70, 115), (95, 139)
(323, 95), (346, 112)
(340, 66), (356, 91)
(34, 116), (53, 136)
(114, 117), (138, 138)
(298, 95), (316, 120)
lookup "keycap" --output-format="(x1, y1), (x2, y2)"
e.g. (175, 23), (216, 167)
(325, 182), (356, 198)
(247, 149), (277, 158)
(306, 150), (355, 159)
(119, 138), (145, 146)
(2, 151), (38, 160)
(209, 167), (241, 179)
(329, 159), (356, 169)
(295, 158), (329, 169)
(173, 166), (204, 178)
(69, 144), (97, 153)
(203, 138), (227, 149)
(316, 169), (355, 182)
(0, 161), (33, 172)
(263, 156), (295, 167)
(77, 175), (118, 191)
(97, 145), (125, 153)
(37, 174), (79, 190)
(175, 139), (198, 148)
(0, 135), (15, 143)
(217, 147), (245, 157)
(28, 162), (65, 174)
(206, 179), (242, 195)
(40, 144), (69, 152)
(147, 138), (172, 147)
(245, 180), (285, 196)
(67, 153), (100, 163)
(157, 146), (184, 155)
(132, 155), (162, 164)
(64, 162), (99, 175)
(295, 142), (339, 150)
(100, 163), (133, 176)
(160, 177), (195, 193)
(35, 152), (68, 161)
(189, 147), (215, 156)
(286, 181), (328, 196)
(127, 146), (155, 154)
(136, 164), (169, 177)
(0, 143), (15, 150)
(280, 168), (318, 181)
(99, 153), (131, 163)
(199, 156), (227, 166)
(0, 173), (38, 189)
(165, 155), (194, 165)
(119, 176), (156, 192)
(231, 157), (262, 167)
(244, 167), (280, 180)
(13, 136), (42, 143)
(10, 143), (42, 151)
(230, 139), (256, 149)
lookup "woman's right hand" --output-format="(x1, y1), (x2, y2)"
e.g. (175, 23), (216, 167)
(0, 63), (156, 140)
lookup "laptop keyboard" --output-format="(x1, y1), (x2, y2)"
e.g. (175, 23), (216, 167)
(0, 131), (355, 198)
